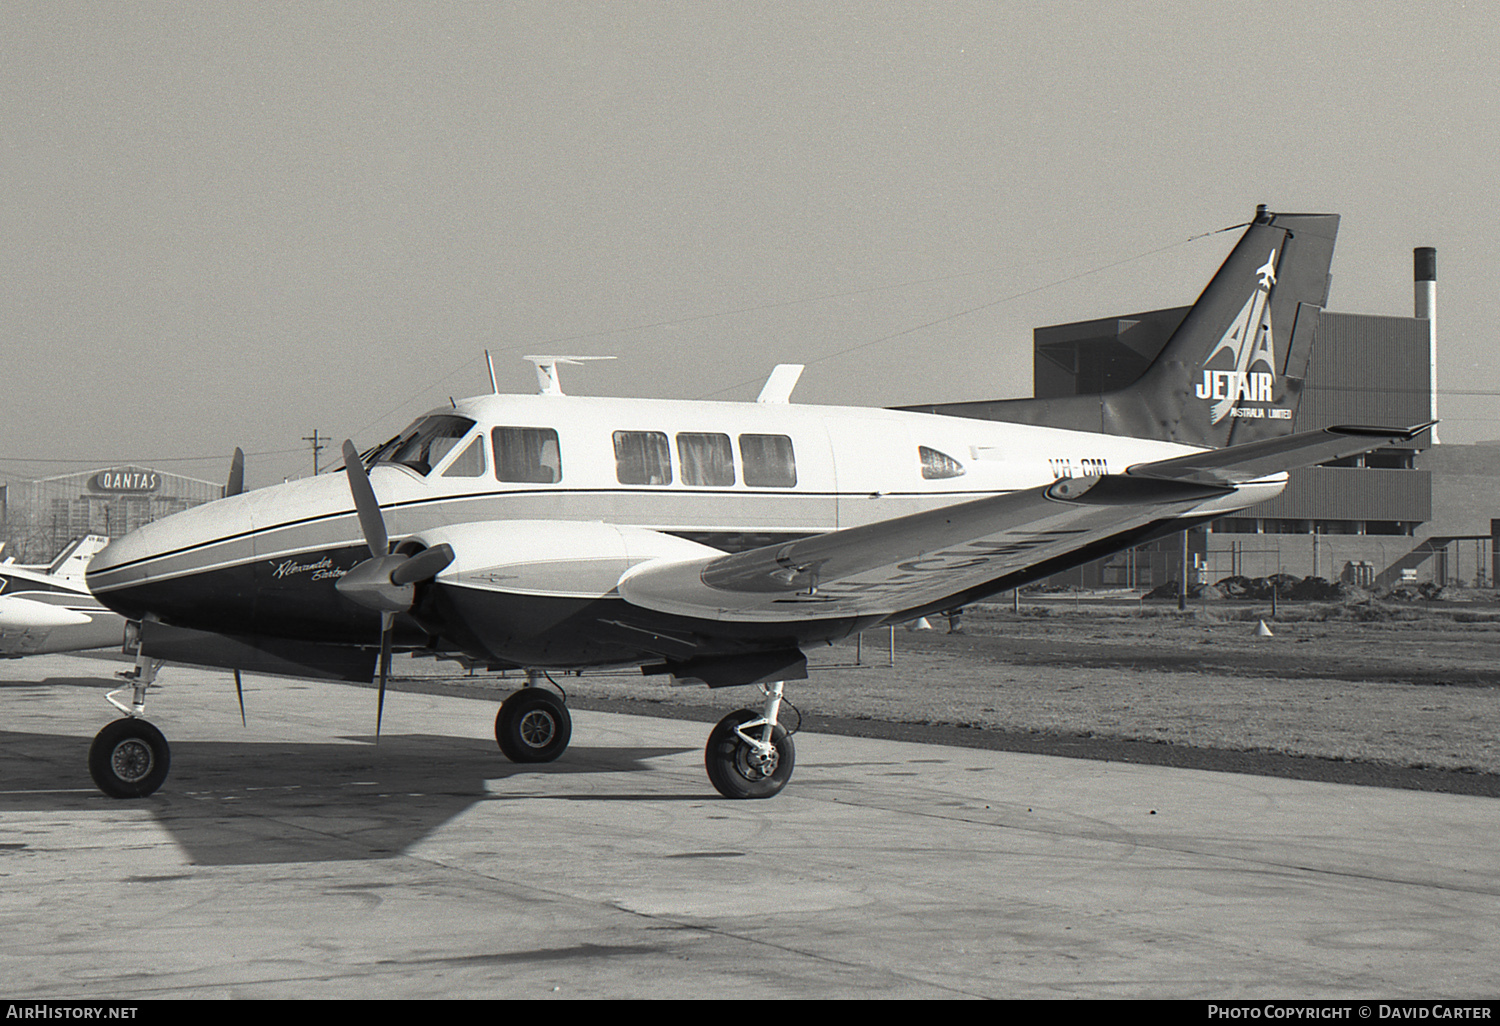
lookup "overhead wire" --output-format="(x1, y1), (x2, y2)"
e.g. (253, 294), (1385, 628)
(695, 221), (1250, 400)
(0, 447), (303, 466)
(12, 214), (1500, 479)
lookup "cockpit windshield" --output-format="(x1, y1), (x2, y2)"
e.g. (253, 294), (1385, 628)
(364, 415), (477, 476)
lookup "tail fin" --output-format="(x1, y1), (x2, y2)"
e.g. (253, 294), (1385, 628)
(899, 207), (1339, 448)
(46, 535), (111, 582)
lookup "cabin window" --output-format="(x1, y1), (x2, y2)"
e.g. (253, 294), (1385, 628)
(371, 415), (476, 476)
(441, 436), (487, 478)
(493, 427), (562, 483)
(676, 432), (735, 487)
(614, 431), (673, 485)
(739, 433), (797, 488)
(919, 446), (966, 480)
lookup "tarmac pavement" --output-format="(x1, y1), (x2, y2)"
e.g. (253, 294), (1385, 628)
(1, 653), (1497, 999)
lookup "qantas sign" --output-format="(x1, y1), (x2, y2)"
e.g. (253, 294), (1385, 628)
(91, 469), (161, 494)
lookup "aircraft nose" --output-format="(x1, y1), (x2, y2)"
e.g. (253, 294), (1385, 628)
(86, 495), (258, 624)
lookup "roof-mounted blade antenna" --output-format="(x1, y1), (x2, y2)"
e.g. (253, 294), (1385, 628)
(485, 349), (499, 395)
(756, 364), (804, 404)
(522, 355), (616, 396)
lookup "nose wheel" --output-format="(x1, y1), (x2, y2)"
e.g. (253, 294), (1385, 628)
(89, 718), (170, 799)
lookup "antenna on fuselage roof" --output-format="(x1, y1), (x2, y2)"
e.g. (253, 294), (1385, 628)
(756, 364), (804, 404)
(522, 355), (616, 396)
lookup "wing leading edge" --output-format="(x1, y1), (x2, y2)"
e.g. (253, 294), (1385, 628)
(617, 423), (1429, 623)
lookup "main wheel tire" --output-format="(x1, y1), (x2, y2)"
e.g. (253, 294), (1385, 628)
(88, 719), (170, 799)
(495, 688), (572, 763)
(705, 708), (795, 800)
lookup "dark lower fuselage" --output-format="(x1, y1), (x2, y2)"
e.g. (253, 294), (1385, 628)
(94, 531), (876, 668)
(84, 471), (880, 670)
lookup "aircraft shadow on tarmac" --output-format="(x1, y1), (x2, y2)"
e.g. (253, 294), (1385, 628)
(0, 724), (696, 866)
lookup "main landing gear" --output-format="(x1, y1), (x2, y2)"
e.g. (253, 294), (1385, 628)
(704, 682), (795, 800)
(494, 674), (797, 799)
(495, 676), (572, 763)
(90, 655), (170, 799)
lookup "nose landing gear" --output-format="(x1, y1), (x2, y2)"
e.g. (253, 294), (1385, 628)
(90, 655), (170, 799)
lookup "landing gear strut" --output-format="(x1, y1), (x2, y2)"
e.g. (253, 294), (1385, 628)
(90, 654), (170, 799)
(705, 681), (796, 799)
(495, 674), (572, 763)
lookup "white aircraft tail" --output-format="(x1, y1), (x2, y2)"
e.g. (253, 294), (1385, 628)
(46, 535), (112, 582)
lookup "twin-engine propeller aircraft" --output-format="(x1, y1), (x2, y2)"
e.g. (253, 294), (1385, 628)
(84, 207), (1425, 801)
(0, 536), (125, 657)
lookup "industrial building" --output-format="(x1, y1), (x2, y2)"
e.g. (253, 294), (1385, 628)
(0, 466), (223, 564)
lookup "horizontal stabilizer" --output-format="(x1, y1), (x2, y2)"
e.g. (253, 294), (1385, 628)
(1127, 423), (1433, 486)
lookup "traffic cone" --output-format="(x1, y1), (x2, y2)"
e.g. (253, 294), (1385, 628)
(1256, 620), (1274, 637)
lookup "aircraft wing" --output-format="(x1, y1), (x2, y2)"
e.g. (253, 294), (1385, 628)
(0, 595), (93, 631)
(617, 423), (1428, 623)
(0, 594), (128, 656)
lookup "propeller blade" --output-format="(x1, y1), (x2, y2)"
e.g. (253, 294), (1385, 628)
(342, 439), (388, 558)
(225, 448), (245, 497)
(389, 543), (455, 586)
(233, 668), (246, 727)
(376, 611), (394, 739)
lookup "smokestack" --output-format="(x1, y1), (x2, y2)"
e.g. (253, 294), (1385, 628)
(1415, 247), (1438, 442)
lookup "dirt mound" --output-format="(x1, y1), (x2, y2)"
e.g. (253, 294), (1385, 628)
(1145, 575), (1358, 602)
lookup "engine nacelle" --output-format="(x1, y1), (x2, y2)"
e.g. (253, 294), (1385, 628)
(408, 520), (722, 600)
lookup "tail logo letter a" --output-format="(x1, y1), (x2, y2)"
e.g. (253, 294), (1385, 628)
(1194, 248), (1280, 423)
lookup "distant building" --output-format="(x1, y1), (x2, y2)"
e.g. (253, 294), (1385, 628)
(0, 466), (222, 564)
(1410, 443), (1500, 589)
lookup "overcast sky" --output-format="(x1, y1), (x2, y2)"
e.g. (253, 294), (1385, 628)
(4, 2), (1496, 488)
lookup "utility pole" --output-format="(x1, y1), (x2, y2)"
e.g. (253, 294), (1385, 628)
(302, 430), (327, 476)
(1178, 530), (1188, 612)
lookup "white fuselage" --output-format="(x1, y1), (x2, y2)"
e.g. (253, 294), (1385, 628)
(87, 392), (1276, 604)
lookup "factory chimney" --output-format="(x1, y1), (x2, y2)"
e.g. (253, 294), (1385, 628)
(1414, 247), (1438, 443)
